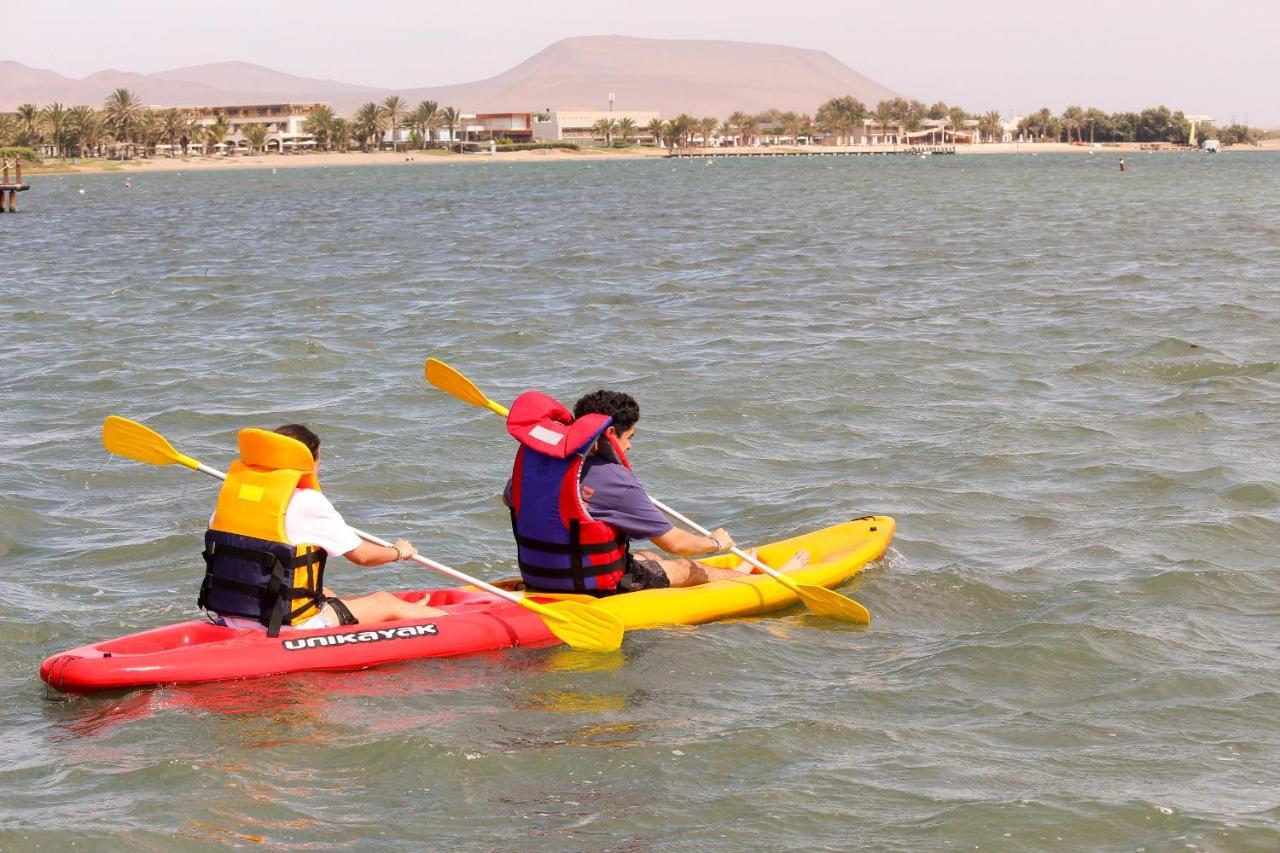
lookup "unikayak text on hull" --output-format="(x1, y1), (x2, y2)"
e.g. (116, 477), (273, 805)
(41, 516), (893, 694)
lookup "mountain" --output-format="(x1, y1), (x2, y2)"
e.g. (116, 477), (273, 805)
(0, 36), (899, 117)
(148, 61), (381, 99)
(389, 36), (898, 117)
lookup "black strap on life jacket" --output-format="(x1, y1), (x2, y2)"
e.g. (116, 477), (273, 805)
(509, 509), (628, 592)
(200, 537), (326, 637)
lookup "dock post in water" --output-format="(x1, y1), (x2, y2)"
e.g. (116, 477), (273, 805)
(1, 155), (31, 212)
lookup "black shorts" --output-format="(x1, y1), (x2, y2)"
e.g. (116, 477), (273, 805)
(614, 556), (671, 594)
(323, 596), (359, 626)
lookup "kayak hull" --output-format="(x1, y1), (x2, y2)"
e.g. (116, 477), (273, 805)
(514, 515), (895, 628)
(41, 588), (557, 695)
(41, 516), (894, 694)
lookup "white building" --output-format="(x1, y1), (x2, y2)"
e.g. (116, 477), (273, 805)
(174, 103), (324, 153)
(532, 109), (661, 144)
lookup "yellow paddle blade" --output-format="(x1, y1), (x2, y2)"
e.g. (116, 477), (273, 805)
(424, 358), (509, 417)
(530, 599), (624, 652)
(796, 584), (871, 625)
(425, 358), (489, 409)
(102, 416), (199, 469)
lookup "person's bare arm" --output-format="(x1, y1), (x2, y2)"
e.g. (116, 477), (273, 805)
(342, 538), (416, 567)
(649, 526), (734, 557)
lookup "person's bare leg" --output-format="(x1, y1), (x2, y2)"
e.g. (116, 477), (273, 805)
(336, 591), (447, 624)
(656, 557), (747, 587)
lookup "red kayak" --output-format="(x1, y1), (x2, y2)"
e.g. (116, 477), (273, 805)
(41, 588), (558, 694)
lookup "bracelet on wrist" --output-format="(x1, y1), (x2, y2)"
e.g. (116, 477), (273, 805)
(392, 545), (404, 561)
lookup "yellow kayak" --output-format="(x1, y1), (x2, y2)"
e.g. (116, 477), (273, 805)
(507, 515), (895, 629)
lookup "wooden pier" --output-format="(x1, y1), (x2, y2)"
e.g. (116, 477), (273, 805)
(1, 155), (31, 212)
(666, 145), (957, 160)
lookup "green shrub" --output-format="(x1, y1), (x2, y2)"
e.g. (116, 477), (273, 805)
(0, 146), (41, 164)
(493, 141), (580, 152)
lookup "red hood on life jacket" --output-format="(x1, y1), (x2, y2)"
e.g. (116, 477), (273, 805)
(506, 390), (631, 468)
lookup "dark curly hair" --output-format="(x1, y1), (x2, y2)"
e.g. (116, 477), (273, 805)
(275, 423), (320, 459)
(573, 390), (640, 432)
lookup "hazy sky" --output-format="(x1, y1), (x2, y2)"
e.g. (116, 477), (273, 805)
(12, 1), (1279, 123)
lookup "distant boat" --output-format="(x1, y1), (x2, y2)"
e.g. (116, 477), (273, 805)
(1202, 139), (1221, 153)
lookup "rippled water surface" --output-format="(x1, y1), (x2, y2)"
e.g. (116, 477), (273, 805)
(3, 153), (1279, 850)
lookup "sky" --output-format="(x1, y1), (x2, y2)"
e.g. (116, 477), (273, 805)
(11, 0), (1279, 124)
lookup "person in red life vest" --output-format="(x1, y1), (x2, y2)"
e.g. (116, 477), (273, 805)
(201, 424), (445, 635)
(504, 390), (808, 595)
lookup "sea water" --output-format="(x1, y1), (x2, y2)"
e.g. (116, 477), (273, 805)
(1, 153), (1277, 849)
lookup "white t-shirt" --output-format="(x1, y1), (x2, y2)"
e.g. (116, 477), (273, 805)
(281, 488), (362, 556)
(211, 488), (361, 630)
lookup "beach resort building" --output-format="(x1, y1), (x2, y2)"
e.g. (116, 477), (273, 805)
(389, 112), (534, 148)
(170, 103), (324, 153)
(532, 110), (661, 144)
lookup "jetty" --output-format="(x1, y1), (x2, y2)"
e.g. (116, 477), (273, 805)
(1, 155), (31, 212)
(666, 144), (956, 159)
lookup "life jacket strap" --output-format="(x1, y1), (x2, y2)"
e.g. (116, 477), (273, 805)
(511, 531), (629, 556)
(200, 539), (326, 637)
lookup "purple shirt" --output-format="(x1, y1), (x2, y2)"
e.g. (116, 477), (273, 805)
(504, 453), (673, 542)
(578, 454), (673, 541)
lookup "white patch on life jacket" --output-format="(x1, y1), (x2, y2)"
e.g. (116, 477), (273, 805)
(530, 425), (564, 446)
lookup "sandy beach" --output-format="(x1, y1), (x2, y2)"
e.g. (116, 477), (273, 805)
(21, 138), (1276, 176)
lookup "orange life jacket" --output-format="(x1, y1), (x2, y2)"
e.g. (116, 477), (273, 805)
(198, 429), (326, 635)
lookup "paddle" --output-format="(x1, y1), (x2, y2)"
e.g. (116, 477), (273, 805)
(100, 415), (624, 652)
(423, 359), (871, 625)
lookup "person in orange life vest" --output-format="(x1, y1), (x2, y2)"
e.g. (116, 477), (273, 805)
(505, 390), (808, 595)
(201, 424), (445, 635)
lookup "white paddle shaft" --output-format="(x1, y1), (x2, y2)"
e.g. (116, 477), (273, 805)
(189, 462), (525, 607)
(648, 497), (787, 582)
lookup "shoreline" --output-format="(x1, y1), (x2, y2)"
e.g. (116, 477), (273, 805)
(22, 139), (1278, 176)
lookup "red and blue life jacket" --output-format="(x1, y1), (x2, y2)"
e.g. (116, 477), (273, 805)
(507, 391), (631, 593)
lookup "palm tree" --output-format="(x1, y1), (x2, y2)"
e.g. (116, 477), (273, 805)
(102, 88), (143, 157)
(872, 101), (896, 143)
(66, 105), (96, 157)
(205, 114), (230, 153)
(668, 114), (696, 149)
(16, 103), (40, 147)
(697, 116), (718, 148)
(381, 95), (406, 151)
(945, 106), (969, 143)
(411, 100), (439, 148)
(136, 111), (162, 157)
(0, 113), (17, 146)
(304, 104), (336, 150)
(738, 114), (760, 147)
(353, 102), (387, 152)
(978, 110), (1003, 143)
(41, 103), (69, 159)
(1061, 105), (1086, 143)
(645, 117), (665, 147)
(159, 109), (185, 157)
(330, 118), (351, 151)
(439, 107), (461, 153)
(592, 116), (617, 145)
(616, 117), (637, 144)
(777, 111), (801, 145)
(1084, 107), (1108, 144)
(183, 117), (204, 154)
(242, 123), (268, 153)
(726, 111), (747, 146)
